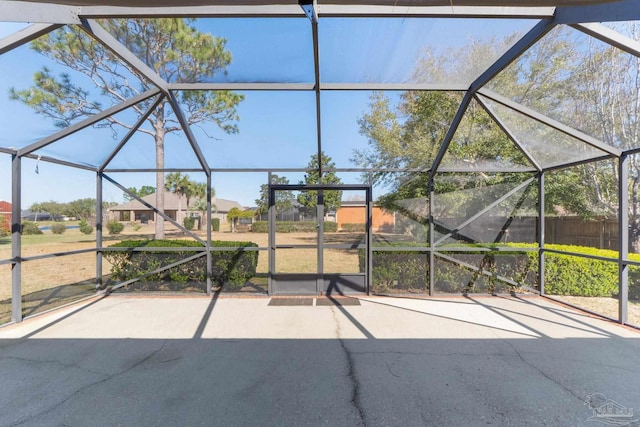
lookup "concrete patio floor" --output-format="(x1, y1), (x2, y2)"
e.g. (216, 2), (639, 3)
(1, 294), (639, 427)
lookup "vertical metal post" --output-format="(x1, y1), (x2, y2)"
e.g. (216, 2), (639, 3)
(366, 183), (373, 296)
(619, 155), (629, 324)
(11, 154), (21, 323)
(268, 172), (275, 295)
(429, 176), (435, 296)
(206, 173), (212, 296)
(317, 189), (324, 294)
(96, 172), (103, 291)
(538, 172), (545, 295)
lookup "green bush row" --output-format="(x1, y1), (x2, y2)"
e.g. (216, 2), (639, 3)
(251, 221), (338, 233)
(341, 223), (365, 232)
(359, 243), (640, 298)
(103, 239), (258, 291)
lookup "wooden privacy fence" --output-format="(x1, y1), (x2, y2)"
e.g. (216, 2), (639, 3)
(436, 215), (619, 250)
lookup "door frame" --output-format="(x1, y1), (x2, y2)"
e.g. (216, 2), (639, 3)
(268, 184), (372, 296)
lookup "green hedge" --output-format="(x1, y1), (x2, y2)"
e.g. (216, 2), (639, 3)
(359, 243), (640, 297)
(104, 239), (258, 291)
(251, 221), (337, 233)
(341, 223), (365, 232)
(211, 218), (220, 232)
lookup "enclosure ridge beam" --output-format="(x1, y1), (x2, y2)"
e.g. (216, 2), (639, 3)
(78, 4), (305, 18)
(103, 173), (207, 245)
(433, 176), (536, 246)
(555, 0), (640, 24)
(437, 167), (537, 173)
(469, 18), (556, 94)
(477, 89), (622, 157)
(0, 23), (62, 56)
(429, 90), (473, 178)
(572, 23), (640, 59)
(73, 3), (554, 19)
(17, 88), (161, 157)
(319, 83), (469, 91)
(104, 168), (206, 173)
(475, 94), (542, 172)
(99, 94), (165, 172)
(0, 1), (80, 24)
(80, 19), (169, 94)
(168, 83), (315, 91)
(317, 5), (555, 19)
(167, 91), (210, 176)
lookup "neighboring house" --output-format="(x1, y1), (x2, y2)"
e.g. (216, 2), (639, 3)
(0, 201), (11, 231)
(336, 201), (395, 232)
(108, 191), (244, 227)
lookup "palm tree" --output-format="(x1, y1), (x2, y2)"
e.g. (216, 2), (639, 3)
(188, 182), (216, 229)
(165, 172), (190, 224)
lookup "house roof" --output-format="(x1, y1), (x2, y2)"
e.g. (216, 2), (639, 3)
(109, 191), (243, 213)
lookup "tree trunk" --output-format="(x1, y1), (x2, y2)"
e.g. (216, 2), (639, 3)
(154, 105), (166, 240)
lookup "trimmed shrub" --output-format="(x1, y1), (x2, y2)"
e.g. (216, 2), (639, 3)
(51, 223), (66, 234)
(183, 216), (195, 231)
(104, 239), (258, 291)
(251, 221), (338, 233)
(79, 219), (93, 235)
(211, 218), (220, 232)
(106, 220), (124, 235)
(341, 223), (365, 232)
(21, 221), (43, 235)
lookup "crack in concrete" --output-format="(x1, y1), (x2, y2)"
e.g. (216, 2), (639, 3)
(1, 355), (110, 377)
(331, 306), (367, 427)
(10, 339), (168, 427)
(504, 340), (585, 403)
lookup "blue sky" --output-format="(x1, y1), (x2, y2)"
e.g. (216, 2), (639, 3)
(0, 17), (538, 208)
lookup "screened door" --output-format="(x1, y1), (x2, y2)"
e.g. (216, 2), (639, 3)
(269, 185), (371, 295)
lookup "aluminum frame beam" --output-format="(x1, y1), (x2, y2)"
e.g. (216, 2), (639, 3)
(0, 23), (61, 55)
(572, 23), (640, 59)
(555, 0), (640, 24)
(0, 2), (559, 21)
(167, 91), (210, 175)
(17, 88), (161, 157)
(80, 19), (169, 93)
(470, 18), (556, 93)
(433, 176), (535, 246)
(103, 173), (207, 245)
(475, 93), (542, 172)
(11, 154), (22, 323)
(429, 90), (473, 177)
(99, 94), (165, 172)
(477, 89), (622, 157)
